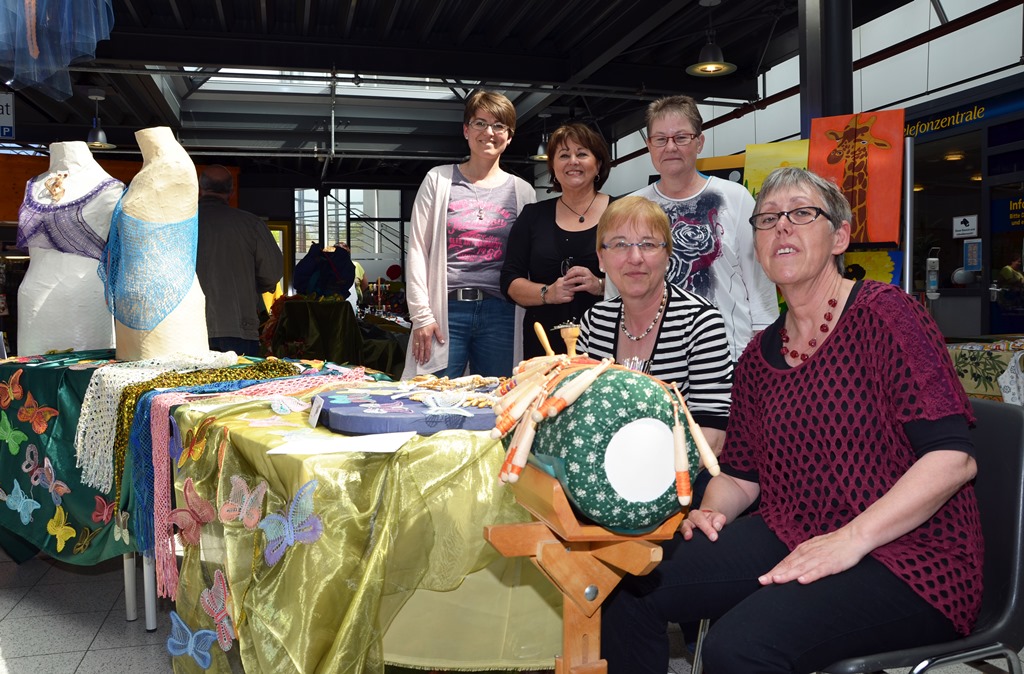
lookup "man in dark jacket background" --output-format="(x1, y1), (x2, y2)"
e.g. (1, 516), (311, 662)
(196, 165), (283, 356)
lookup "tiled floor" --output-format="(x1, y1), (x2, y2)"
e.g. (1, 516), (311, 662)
(2, 545), (1021, 674)
(0, 548), (173, 674)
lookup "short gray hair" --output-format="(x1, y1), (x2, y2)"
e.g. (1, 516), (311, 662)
(754, 167), (850, 273)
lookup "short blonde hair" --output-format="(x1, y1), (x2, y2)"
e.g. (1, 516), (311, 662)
(463, 90), (517, 136)
(596, 196), (672, 256)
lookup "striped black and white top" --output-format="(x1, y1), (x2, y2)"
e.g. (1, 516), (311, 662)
(578, 283), (733, 430)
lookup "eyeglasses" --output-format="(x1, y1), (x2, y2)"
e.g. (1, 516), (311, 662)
(600, 240), (668, 256)
(648, 133), (698, 148)
(560, 256), (575, 276)
(749, 206), (832, 230)
(468, 119), (510, 134)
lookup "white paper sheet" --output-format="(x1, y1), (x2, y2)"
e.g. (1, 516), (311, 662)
(266, 430), (416, 455)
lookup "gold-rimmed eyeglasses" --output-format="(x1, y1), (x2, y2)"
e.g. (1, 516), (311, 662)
(749, 206), (831, 230)
(648, 133), (698, 148)
(468, 119), (510, 134)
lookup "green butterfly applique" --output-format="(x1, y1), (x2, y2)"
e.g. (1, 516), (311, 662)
(0, 410), (28, 455)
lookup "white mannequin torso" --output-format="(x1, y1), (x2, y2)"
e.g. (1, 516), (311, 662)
(17, 141), (120, 356)
(113, 127), (210, 360)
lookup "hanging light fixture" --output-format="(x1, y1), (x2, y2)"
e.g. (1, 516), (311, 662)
(86, 88), (116, 150)
(530, 113), (551, 162)
(686, 1), (736, 77)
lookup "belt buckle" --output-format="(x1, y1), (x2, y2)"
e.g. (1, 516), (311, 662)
(457, 288), (483, 301)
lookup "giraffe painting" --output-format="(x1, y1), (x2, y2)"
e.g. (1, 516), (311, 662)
(824, 115), (892, 242)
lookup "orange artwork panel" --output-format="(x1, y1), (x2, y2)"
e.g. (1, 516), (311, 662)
(808, 110), (904, 245)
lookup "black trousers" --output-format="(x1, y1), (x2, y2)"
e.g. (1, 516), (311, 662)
(600, 515), (957, 674)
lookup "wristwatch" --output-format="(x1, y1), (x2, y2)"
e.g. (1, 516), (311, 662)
(540, 285), (549, 304)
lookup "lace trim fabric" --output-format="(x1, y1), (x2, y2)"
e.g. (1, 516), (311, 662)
(75, 352), (238, 491)
(0, 0), (115, 101)
(128, 363), (302, 558)
(153, 369), (366, 600)
(113, 359), (298, 526)
(17, 177), (124, 259)
(98, 196), (199, 330)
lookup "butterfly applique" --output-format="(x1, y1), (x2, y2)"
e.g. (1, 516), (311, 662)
(267, 396), (310, 415)
(17, 392), (59, 435)
(177, 417), (216, 469)
(170, 477), (216, 546)
(200, 569), (235, 651)
(5, 480), (41, 525)
(257, 479), (323, 567)
(92, 494), (115, 524)
(21, 443), (38, 475)
(46, 505), (76, 552)
(113, 510), (130, 545)
(0, 411), (27, 455)
(219, 475), (268, 530)
(167, 610), (218, 669)
(327, 393), (374, 405)
(24, 453), (71, 506)
(361, 401), (414, 415)
(73, 526), (101, 555)
(0, 368), (24, 409)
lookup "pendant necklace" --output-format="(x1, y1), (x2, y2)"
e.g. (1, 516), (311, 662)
(779, 291), (840, 361)
(621, 284), (668, 342)
(560, 193), (598, 223)
(463, 166), (488, 220)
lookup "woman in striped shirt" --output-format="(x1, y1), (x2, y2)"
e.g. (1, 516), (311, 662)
(578, 195), (733, 454)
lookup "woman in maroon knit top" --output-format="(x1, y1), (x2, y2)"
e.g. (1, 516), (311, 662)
(601, 167), (982, 674)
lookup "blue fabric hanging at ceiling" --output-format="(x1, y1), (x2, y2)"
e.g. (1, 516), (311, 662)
(0, 0), (114, 101)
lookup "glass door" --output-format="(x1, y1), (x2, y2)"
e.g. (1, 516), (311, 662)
(989, 179), (1024, 334)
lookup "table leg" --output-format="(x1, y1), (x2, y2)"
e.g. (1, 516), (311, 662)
(123, 553), (137, 622)
(143, 556), (157, 632)
(555, 598), (606, 674)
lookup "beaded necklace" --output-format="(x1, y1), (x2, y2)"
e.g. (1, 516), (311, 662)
(621, 284), (668, 342)
(780, 297), (839, 361)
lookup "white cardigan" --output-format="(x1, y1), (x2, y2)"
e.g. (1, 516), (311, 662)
(402, 164), (535, 379)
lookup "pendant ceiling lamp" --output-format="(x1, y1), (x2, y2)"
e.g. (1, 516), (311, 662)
(530, 113), (551, 162)
(86, 88), (116, 150)
(686, 1), (736, 77)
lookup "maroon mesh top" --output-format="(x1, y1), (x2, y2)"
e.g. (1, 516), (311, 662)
(721, 281), (983, 635)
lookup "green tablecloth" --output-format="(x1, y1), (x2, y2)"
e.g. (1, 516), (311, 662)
(0, 350), (134, 565)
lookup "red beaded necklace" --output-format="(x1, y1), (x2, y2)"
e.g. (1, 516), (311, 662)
(779, 297), (838, 361)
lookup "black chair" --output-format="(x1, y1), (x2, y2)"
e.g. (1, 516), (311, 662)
(822, 398), (1024, 674)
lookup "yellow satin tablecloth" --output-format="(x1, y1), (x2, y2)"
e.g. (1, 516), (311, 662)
(169, 397), (561, 674)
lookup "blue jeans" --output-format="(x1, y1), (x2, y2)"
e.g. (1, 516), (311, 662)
(440, 297), (515, 378)
(209, 336), (261, 357)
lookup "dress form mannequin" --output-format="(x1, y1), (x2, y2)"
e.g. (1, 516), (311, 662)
(109, 127), (209, 360)
(17, 141), (122, 355)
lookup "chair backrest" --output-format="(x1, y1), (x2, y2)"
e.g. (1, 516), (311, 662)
(968, 398), (1024, 647)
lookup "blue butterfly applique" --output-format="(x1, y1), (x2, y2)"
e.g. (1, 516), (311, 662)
(257, 479), (323, 566)
(5, 479), (41, 525)
(167, 610), (218, 669)
(327, 393), (373, 405)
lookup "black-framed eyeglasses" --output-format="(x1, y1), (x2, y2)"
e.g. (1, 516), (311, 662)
(468, 119), (510, 134)
(749, 207), (832, 230)
(560, 256), (575, 276)
(648, 133), (698, 148)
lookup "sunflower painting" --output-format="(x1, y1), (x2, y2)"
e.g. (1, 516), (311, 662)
(843, 250), (903, 286)
(743, 140), (810, 199)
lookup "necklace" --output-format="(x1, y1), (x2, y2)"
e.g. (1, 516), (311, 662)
(43, 171), (68, 202)
(462, 166), (489, 220)
(779, 297), (839, 361)
(621, 284), (668, 342)
(560, 193), (598, 223)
